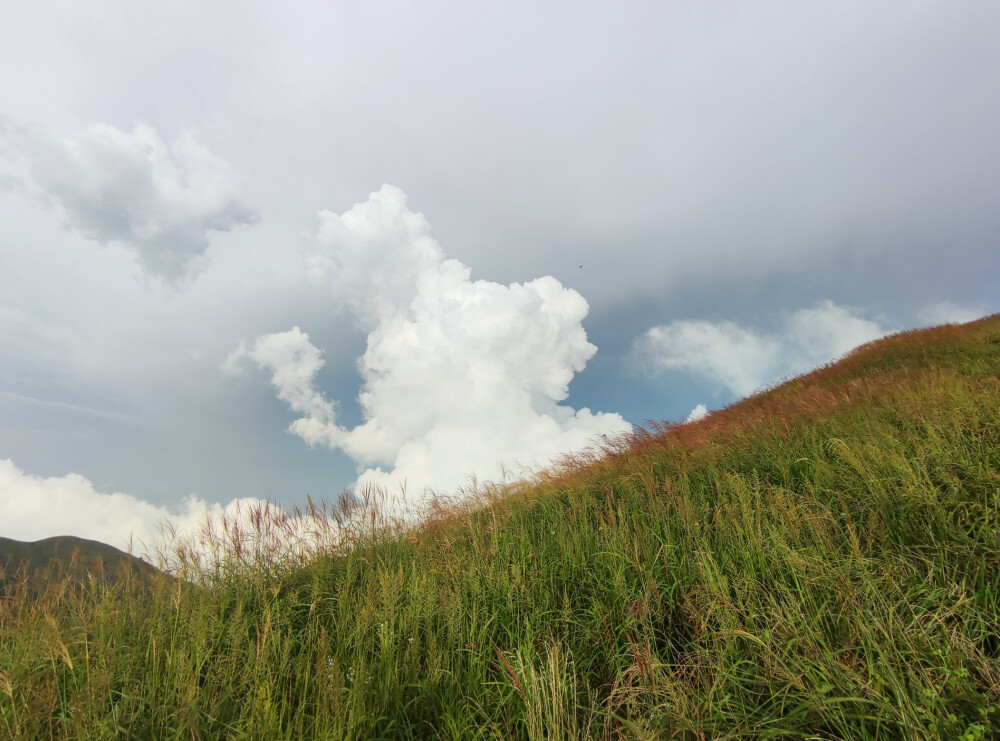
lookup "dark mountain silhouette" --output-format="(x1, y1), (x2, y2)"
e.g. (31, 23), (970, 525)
(0, 535), (161, 592)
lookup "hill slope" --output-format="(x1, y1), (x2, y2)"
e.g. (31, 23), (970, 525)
(0, 535), (157, 592)
(1, 315), (998, 739)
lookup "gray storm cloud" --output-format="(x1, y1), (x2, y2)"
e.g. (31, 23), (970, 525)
(21, 122), (257, 281)
(227, 186), (630, 506)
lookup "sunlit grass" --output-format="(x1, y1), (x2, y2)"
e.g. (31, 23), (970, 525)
(2, 315), (998, 739)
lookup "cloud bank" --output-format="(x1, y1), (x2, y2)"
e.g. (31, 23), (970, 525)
(916, 302), (987, 327)
(22, 122), (257, 280)
(229, 185), (630, 506)
(0, 459), (344, 567)
(635, 301), (891, 398)
(0, 458), (234, 554)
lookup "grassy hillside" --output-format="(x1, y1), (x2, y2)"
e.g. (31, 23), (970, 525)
(1, 316), (998, 739)
(0, 536), (159, 593)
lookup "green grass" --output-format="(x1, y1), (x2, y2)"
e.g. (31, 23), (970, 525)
(2, 316), (999, 739)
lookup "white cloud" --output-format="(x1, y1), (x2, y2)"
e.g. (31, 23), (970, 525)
(22, 122), (257, 281)
(916, 302), (986, 327)
(685, 404), (708, 422)
(0, 457), (221, 554)
(782, 302), (890, 363)
(232, 185), (630, 508)
(224, 328), (338, 434)
(635, 300), (891, 397)
(0, 458), (342, 568)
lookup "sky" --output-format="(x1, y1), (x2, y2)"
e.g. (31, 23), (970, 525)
(1, 1), (998, 555)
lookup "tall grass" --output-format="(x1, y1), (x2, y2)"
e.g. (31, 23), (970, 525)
(2, 315), (998, 739)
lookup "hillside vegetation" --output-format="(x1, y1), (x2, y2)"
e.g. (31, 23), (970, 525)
(0, 536), (160, 594)
(2, 316), (998, 739)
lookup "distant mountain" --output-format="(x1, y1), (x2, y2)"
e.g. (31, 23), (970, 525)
(0, 535), (160, 592)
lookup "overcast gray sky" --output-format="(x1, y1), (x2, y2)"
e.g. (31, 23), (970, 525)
(1, 1), (997, 552)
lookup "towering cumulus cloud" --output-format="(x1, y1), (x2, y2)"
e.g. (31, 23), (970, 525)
(23, 122), (257, 280)
(229, 185), (630, 506)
